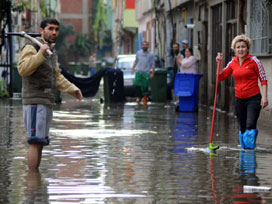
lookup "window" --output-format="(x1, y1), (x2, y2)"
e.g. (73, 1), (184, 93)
(249, 0), (272, 55)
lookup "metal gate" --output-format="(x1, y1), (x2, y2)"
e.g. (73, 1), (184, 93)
(0, 2), (13, 98)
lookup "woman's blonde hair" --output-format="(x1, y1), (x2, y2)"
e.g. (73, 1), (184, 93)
(231, 34), (251, 50)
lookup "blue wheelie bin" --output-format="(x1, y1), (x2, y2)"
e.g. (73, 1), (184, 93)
(174, 73), (202, 111)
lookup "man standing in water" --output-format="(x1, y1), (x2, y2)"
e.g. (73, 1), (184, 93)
(18, 18), (83, 171)
(131, 41), (155, 105)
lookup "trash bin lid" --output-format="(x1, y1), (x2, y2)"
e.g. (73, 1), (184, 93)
(154, 68), (167, 74)
(174, 73), (202, 96)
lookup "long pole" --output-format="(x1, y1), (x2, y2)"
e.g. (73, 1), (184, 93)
(209, 60), (221, 151)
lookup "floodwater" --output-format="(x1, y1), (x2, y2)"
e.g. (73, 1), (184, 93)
(1, 92), (272, 204)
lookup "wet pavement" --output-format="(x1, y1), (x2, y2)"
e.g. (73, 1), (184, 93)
(1, 90), (272, 204)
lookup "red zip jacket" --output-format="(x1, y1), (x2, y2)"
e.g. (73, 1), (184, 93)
(218, 54), (267, 99)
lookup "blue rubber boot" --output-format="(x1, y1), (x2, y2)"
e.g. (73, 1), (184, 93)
(239, 131), (245, 149)
(243, 129), (258, 149)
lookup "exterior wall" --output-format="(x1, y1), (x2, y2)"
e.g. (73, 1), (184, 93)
(60, 0), (82, 13)
(163, 1), (194, 68)
(111, 4), (117, 43)
(135, 0), (154, 52)
(204, 0), (272, 123)
(32, 0), (43, 32)
(62, 19), (83, 32)
(58, 0), (93, 63)
(122, 0), (138, 54)
(192, 2), (209, 106)
(62, 19), (83, 42)
(257, 57), (272, 123)
(106, 0), (113, 57)
(122, 33), (132, 53)
(164, 0), (191, 11)
(246, 0), (272, 123)
(170, 4), (194, 49)
(123, 10), (138, 28)
(135, 0), (152, 21)
(112, 0), (122, 56)
(59, 0), (92, 36)
(106, 0), (113, 30)
(134, 0), (272, 123)
(154, 8), (167, 60)
(137, 12), (155, 52)
(207, 0), (219, 111)
(112, 0), (138, 56)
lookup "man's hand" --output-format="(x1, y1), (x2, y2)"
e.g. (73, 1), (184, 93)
(150, 67), (155, 79)
(40, 44), (50, 55)
(131, 63), (136, 74)
(75, 89), (83, 100)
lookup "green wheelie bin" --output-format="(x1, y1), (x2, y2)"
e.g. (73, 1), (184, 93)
(151, 68), (167, 102)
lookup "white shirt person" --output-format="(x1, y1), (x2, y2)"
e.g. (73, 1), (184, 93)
(177, 48), (197, 73)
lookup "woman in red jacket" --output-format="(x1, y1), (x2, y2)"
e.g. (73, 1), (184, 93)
(216, 34), (268, 149)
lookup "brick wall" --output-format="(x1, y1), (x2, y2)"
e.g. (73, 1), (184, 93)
(59, 0), (93, 36)
(60, 0), (82, 13)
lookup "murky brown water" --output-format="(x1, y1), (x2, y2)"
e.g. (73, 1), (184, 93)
(1, 91), (272, 204)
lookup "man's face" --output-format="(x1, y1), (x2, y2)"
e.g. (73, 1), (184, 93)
(142, 42), (149, 52)
(182, 43), (188, 49)
(40, 23), (59, 43)
(172, 44), (179, 54)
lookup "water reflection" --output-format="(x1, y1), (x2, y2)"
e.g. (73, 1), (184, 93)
(173, 112), (198, 153)
(233, 151), (263, 203)
(25, 171), (49, 203)
(44, 102), (148, 203)
(1, 95), (272, 203)
(209, 155), (219, 204)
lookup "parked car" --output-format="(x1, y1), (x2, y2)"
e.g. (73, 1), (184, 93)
(101, 57), (115, 68)
(114, 54), (172, 98)
(114, 54), (136, 97)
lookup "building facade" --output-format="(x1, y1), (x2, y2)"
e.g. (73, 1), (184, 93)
(111, 0), (138, 57)
(59, 0), (93, 41)
(134, 0), (272, 122)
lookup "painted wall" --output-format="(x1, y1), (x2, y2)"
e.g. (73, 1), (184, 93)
(123, 10), (138, 28)
(106, 0), (113, 30)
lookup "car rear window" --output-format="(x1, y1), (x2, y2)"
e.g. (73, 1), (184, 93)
(117, 57), (135, 69)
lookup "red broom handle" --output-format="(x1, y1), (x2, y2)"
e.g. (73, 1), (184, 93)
(210, 60), (221, 143)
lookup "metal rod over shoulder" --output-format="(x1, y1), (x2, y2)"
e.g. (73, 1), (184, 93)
(5, 31), (52, 56)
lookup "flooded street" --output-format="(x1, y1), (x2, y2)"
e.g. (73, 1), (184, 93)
(1, 91), (272, 204)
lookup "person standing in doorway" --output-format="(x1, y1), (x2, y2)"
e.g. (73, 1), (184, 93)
(18, 18), (83, 171)
(216, 34), (268, 149)
(168, 42), (181, 102)
(170, 42), (181, 80)
(131, 41), (155, 105)
(88, 53), (97, 77)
